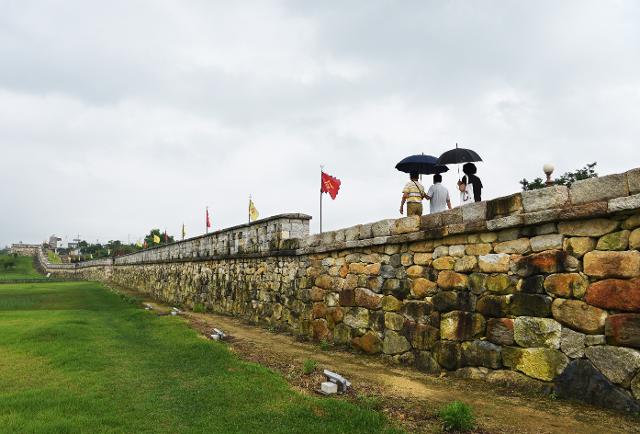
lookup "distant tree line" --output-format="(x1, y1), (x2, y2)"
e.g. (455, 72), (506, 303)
(61, 229), (175, 262)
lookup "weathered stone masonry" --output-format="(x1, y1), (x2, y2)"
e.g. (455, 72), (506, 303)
(39, 168), (640, 412)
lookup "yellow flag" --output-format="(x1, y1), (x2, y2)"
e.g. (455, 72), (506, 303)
(249, 199), (259, 222)
(153, 234), (160, 244)
(135, 240), (143, 248)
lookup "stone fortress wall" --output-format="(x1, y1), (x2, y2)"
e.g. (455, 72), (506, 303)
(37, 167), (640, 413)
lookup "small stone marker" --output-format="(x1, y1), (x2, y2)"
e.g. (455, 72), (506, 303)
(144, 303), (153, 310)
(171, 307), (181, 316)
(320, 382), (338, 395)
(321, 369), (351, 394)
(210, 328), (226, 341)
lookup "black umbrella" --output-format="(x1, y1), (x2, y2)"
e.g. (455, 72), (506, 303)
(395, 154), (449, 175)
(437, 143), (483, 165)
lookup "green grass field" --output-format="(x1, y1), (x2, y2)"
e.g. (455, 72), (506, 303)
(0, 255), (44, 280)
(0, 282), (401, 433)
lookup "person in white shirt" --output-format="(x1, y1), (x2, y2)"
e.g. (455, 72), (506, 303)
(458, 178), (474, 205)
(426, 174), (452, 214)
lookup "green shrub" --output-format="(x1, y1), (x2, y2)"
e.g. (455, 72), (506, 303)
(319, 339), (331, 351)
(438, 401), (475, 432)
(192, 303), (206, 313)
(302, 359), (317, 375)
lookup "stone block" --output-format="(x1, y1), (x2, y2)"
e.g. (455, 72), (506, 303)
(440, 208), (464, 225)
(608, 193), (640, 213)
(461, 340), (502, 369)
(502, 347), (568, 381)
(585, 345), (640, 387)
(510, 293), (552, 317)
(359, 223), (374, 239)
(338, 288), (355, 306)
(415, 351), (442, 374)
(410, 278), (437, 298)
(478, 254), (511, 273)
(486, 193), (523, 219)
(384, 312), (405, 331)
(432, 245), (449, 259)
(552, 299), (607, 334)
(333, 323), (352, 345)
(403, 321), (439, 350)
(432, 256), (455, 270)
(586, 278), (640, 312)
(535, 223), (558, 235)
(381, 295), (402, 311)
(449, 245), (465, 257)
(554, 359), (640, 414)
(514, 317), (562, 349)
(406, 265), (425, 278)
(628, 168), (640, 194)
(433, 291), (476, 312)
(454, 256), (477, 273)
(392, 216), (420, 235)
(524, 209), (562, 226)
(312, 319), (332, 341)
(622, 213), (640, 230)
(558, 219), (619, 237)
(570, 173), (629, 205)
(499, 228), (523, 242)
(465, 243), (492, 256)
(564, 237), (596, 258)
(530, 234), (564, 252)
(518, 275), (545, 294)
(494, 238), (531, 254)
(383, 330), (411, 355)
(512, 250), (566, 277)
(353, 331), (382, 354)
(364, 262), (382, 275)
(480, 232), (498, 243)
(561, 328), (586, 358)
(522, 185), (570, 212)
(434, 340), (463, 370)
(371, 219), (395, 237)
(401, 300), (434, 323)
(413, 252), (432, 265)
(544, 273), (589, 298)
(476, 295), (510, 317)
(469, 273), (488, 295)
(487, 318), (514, 346)
(461, 201), (487, 222)
(485, 273), (515, 294)
(583, 250), (640, 278)
(631, 228), (640, 250)
(343, 307), (369, 329)
(585, 334), (606, 346)
(596, 230), (631, 251)
(440, 311), (485, 341)
(605, 314), (640, 349)
(355, 287), (383, 310)
(344, 225), (361, 242)
(436, 270), (469, 290)
(487, 215), (524, 231)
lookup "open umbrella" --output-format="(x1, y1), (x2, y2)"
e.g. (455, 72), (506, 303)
(437, 143), (482, 165)
(395, 154), (449, 175)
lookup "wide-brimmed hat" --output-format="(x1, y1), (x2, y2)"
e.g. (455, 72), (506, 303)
(463, 162), (477, 175)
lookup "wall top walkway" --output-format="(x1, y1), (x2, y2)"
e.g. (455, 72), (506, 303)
(38, 167), (640, 268)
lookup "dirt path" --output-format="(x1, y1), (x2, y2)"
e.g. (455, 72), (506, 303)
(118, 287), (639, 434)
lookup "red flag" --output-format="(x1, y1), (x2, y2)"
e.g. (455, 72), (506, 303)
(164, 230), (168, 243)
(321, 171), (341, 200)
(206, 208), (211, 229)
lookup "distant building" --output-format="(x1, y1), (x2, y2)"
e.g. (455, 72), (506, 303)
(49, 235), (62, 250)
(10, 243), (40, 256)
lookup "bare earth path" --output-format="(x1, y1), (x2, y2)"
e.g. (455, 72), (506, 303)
(119, 286), (639, 434)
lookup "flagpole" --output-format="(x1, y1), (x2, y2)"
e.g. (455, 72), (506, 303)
(320, 165), (324, 234)
(248, 195), (251, 225)
(206, 206), (209, 234)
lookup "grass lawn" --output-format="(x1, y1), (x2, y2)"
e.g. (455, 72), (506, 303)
(0, 255), (45, 280)
(0, 282), (401, 433)
(47, 251), (62, 264)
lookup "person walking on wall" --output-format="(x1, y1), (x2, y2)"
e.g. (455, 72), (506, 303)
(462, 162), (483, 202)
(400, 172), (426, 216)
(426, 174), (452, 214)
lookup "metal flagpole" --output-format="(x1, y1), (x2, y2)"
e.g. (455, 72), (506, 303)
(206, 206), (209, 234)
(320, 165), (324, 234)
(248, 195), (251, 224)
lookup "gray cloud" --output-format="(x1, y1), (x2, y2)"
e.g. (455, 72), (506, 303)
(2, 0), (640, 247)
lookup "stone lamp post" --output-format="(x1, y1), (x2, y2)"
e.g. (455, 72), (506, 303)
(543, 164), (555, 186)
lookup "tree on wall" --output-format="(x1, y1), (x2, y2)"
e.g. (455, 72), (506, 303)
(144, 229), (175, 246)
(520, 162), (598, 191)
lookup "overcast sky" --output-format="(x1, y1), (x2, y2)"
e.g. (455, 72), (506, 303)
(1, 0), (640, 247)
